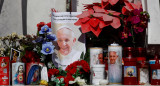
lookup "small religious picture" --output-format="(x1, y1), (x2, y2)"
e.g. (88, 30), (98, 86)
(152, 70), (157, 79)
(124, 66), (137, 77)
(10, 48), (20, 61)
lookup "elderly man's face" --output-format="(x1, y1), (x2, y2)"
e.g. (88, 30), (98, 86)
(57, 28), (76, 55)
(109, 51), (118, 64)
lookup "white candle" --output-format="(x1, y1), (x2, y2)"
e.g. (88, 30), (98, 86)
(91, 64), (105, 85)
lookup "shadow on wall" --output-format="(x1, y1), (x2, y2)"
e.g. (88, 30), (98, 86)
(0, 0), (4, 14)
(22, 0), (27, 35)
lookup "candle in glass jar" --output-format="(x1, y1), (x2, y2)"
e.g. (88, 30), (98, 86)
(108, 43), (122, 85)
(91, 64), (105, 85)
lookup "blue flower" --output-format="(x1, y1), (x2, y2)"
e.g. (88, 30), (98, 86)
(39, 25), (52, 34)
(41, 42), (54, 55)
(32, 37), (44, 43)
(47, 34), (57, 41)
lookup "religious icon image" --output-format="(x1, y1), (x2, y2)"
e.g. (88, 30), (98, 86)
(10, 48), (20, 61)
(14, 65), (24, 84)
(124, 66), (136, 77)
(1, 58), (7, 67)
(152, 70), (157, 79)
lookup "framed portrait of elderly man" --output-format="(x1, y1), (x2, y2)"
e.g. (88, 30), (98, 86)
(51, 12), (85, 70)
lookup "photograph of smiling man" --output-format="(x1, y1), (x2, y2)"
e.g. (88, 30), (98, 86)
(51, 12), (85, 70)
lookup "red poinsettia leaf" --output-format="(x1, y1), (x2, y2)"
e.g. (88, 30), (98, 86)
(102, 0), (108, 2)
(81, 17), (90, 23)
(89, 18), (100, 28)
(74, 19), (82, 26)
(136, 1), (142, 9)
(130, 3), (138, 9)
(93, 13), (104, 17)
(124, 2), (134, 11)
(108, 0), (119, 5)
(104, 21), (112, 26)
(90, 26), (102, 37)
(81, 23), (91, 33)
(111, 17), (121, 29)
(131, 1), (142, 10)
(122, 7), (127, 15)
(93, 6), (106, 13)
(77, 9), (94, 18)
(99, 21), (106, 29)
(107, 10), (121, 16)
(102, 2), (110, 8)
(77, 11), (89, 18)
(103, 14), (113, 21)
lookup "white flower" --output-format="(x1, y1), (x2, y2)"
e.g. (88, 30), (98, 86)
(7, 35), (11, 39)
(77, 79), (86, 86)
(1, 37), (4, 40)
(51, 75), (56, 81)
(73, 77), (86, 86)
(18, 35), (24, 39)
(69, 81), (76, 84)
(11, 32), (17, 37)
(0, 48), (5, 51)
(18, 46), (24, 51)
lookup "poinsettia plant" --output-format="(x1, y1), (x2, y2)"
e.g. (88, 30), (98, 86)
(48, 60), (90, 86)
(74, 0), (149, 47)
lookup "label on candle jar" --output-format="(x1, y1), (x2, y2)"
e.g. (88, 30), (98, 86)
(90, 47), (103, 67)
(152, 69), (160, 79)
(124, 66), (136, 77)
(12, 62), (25, 85)
(108, 43), (122, 84)
(91, 64), (105, 85)
(0, 57), (9, 85)
(139, 68), (149, 84)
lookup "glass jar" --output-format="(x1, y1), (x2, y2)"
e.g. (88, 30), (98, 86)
(123, 58), (137, 85)
(150, 59), (160, 85)
(135, 47), (146, 57)
(137, 59), (149, 85)
(123, 47), (135, 58)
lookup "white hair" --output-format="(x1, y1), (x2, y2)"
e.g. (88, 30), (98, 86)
(56, 25), (75, 38)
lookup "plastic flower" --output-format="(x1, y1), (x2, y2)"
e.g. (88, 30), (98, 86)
(122, 1), (142, 15)
(41, 42), (54, 55)
(46, 22), (51, 28)
(40, 80), (48, 86)
(48, 68), (59, 78)
(39, 25), (52, 34)
(75, 6), (121, 37)
(32, 36), (44, 43)
(69, 77), (86, 86)
(37, 22), (45, 31)
(46, 34), (57, 41)
(102, 0), (119, 6)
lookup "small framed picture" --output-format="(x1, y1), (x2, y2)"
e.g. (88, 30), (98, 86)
(10, 48), (20, 61)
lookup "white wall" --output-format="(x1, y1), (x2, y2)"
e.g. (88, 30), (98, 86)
(0, 0), (23, 36)
(27, 0), (66, 35)
(147, 0), (160, 44)
(1, 0), (160, 44)
(77, 0), (101, 12)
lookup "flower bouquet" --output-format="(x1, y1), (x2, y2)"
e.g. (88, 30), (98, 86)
(48, 60), (90, 86)
(33, 22), (57, 67)
(74, 0), (150, 47)
(0, 32), (25, 57)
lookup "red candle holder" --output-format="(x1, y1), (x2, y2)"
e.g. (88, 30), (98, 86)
(123, 58), (137, 85)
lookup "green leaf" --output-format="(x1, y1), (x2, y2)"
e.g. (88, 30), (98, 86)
(80, 52), (84, 60)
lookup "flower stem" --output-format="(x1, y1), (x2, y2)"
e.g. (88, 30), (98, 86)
(131, 27), (135, 47)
